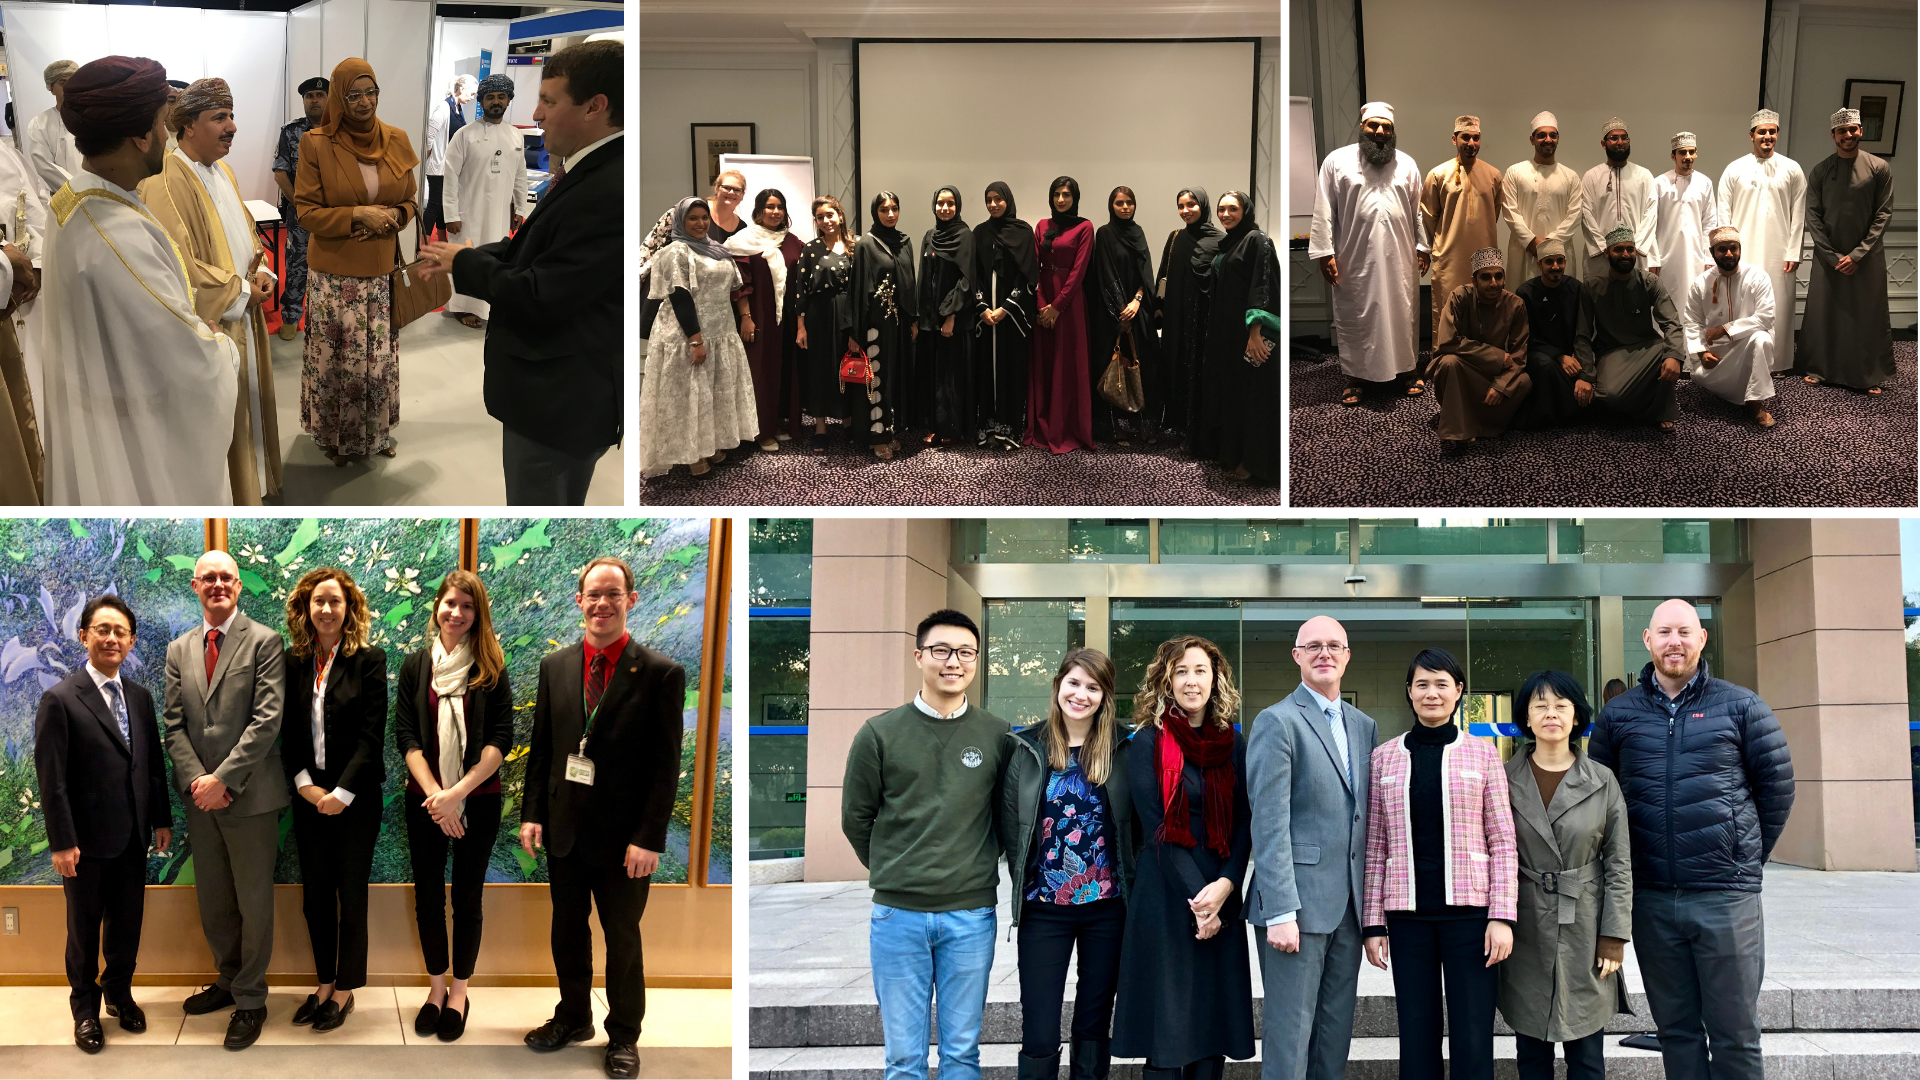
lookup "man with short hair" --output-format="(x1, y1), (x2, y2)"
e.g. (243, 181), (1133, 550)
(1586, 226), (1685, 429)
(1246, 616), (1378, 1080)
(1650, 132), (1719, 283)
(841, 609), (1009, 1080)
(1428, 247), (1531, 446)
(1799, 106), (1896, 393)
(34, 594), (171, 1054)
(422, 73), (478, 239)
(271, 76), (329, 338)
(1718, 110), (1806, 373)
(138, 77), (282, 504)
(38, 57), (239, 505)
(520, 556), (686, 1079)
(1510, 239), (1597, 430)
(1309, 102), (1427, 404)
(163, 550), (287, 1051)
(1589, 599), (1794, 1080)
(1581, 118), (1656, 276)
(1421, 115), (1503, 372)
(420, 41), (623, 505)
(1501, 112), (1586, 287)
(1682, 226), (1777, 426)
(442, 73), (528, 330)
(27, 60), (82, 194)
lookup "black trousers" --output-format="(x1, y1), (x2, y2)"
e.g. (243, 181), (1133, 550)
(407, 793), (503, 980)
(1510, 346), (1588, 430)
(421, 173), (444, 239)
(503, 426), (608, 506)
(291, 795), (380, 990)
(63, 837), (148, 1020)
(1515, 1030), (1606, 1080)
(1385, 915), (1499, 1080)
(550, 848), (651, 1044)
(1016, 897), (1126, 1055)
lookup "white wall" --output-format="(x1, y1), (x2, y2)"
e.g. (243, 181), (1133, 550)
(638, 49), (816, 229)
(1789, 6), (1916, 206)
(432, 17), (510, 125)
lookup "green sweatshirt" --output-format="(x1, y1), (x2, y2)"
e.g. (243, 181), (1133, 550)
(840, 700), (1010, 912)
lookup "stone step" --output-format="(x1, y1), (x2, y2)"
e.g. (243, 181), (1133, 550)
(750, 1032), (1920, 1080)
(751, 982), (1920, 1047)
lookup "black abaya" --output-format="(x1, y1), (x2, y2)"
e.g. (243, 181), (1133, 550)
(794, 238), (856, 422)
(1152, 188), (1223, 440)
(972, 182), (1039, 449)
(1194, 219), (1280, 484)
(919, 186), (977, 444)
(851, 209), (917, 445)
(1090, 191), (1164, 443)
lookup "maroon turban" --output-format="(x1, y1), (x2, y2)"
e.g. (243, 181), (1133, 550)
(60, 56), (172, 141)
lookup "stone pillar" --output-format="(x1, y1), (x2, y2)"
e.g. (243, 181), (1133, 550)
(802, 518), (953, 882)
(1752, 519), (1917, 872)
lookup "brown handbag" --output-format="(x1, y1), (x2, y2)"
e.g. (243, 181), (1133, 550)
(389, 241), (452, 329)
(1098, 323), (1145, 413)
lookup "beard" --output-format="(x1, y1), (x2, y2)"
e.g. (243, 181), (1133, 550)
(1609, 254), (1638, 274)
(1360, 132), (1397, 167)
(142, 134), (167, 177)
(1605, 145), (1631, 164)
(1714, 253), (1741, 273)
(484, 104), (507, 120)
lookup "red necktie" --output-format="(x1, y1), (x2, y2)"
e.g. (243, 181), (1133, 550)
(205, 629), (222, 681)
(586, 653), (609, 719)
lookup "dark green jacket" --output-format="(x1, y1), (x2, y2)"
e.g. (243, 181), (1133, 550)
(996, 724), (1137, 926)
(841, 700), (1010, 911)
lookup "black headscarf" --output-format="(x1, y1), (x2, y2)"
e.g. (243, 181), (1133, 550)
(854, 188), (917, 330)
(752, 188), (790, 232)
(1178, 185), (1225, 275)
(975, 180), (1039, 291)
(1042, 175), (1085, 251)
(1214, 190), (1258, 259)
(868, 190), (906, 249)
(1094, 186), (1155, 321)
(927, 185), (972, 265)
(921, 185), (976, 324)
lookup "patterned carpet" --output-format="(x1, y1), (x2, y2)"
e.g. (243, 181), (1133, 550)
(1289, 342), (1919, 507)
(638, 434), (1282, 507)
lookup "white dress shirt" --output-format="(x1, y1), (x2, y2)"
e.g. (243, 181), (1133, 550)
(912, 691), (968, 719)
(85, 660), (129, 743)
(1270, 682), (1353, 927)
(293, 641), (354, 805)
(562, 129), (622, 173)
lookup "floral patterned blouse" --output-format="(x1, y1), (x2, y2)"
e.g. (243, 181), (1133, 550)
(1027, 747), (1117, 905)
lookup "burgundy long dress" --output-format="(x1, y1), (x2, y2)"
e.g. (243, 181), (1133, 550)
(733, 233), (806, 442)
(1027, 219), (1096, 453)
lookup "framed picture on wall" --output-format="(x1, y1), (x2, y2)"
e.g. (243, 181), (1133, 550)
(1844, 79), (1903, 156)
(692, 123), (757, 192)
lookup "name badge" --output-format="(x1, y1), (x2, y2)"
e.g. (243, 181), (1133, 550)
(565, 753), (595, 785)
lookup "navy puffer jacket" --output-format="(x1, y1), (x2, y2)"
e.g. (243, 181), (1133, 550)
(1587, 661), (1794, 892)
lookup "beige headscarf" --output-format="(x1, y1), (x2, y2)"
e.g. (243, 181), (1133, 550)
(430, 634), (474, 825)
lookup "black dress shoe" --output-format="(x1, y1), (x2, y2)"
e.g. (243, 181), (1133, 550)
(74, 1018), (104, 1054)
(436, 995), (470, 1042)
(414, 997), (442, 1037)
(292, 994), (321, 1026)
(106, 999), (147, 1033)
(525, 1016), (595, 1051)
(605, 1041), (639, 1079)
(224, 1007), (267, 1050)
(312, 993), (355, 1032)
(183, 983), (235, 1015)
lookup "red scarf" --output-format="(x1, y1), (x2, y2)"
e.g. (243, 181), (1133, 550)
(1156, 705), (1236, 858)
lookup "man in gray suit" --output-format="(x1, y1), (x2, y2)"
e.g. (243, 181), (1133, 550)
(1245, 615), (1377, 1080)
(163, 550), (287, 1051)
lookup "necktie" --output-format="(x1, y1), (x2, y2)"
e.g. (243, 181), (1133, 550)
(104, 680), (130, 745)
(586, 653), (609, 721)
(204, 629), (222, 681)
(1327, 706), (1352, 787)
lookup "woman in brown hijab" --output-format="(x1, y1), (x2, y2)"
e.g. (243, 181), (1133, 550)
(293, 57), (419, 465)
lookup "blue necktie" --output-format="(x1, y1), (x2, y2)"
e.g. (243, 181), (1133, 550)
(1326, 706), (1352, 788)
(104, 680), (130, 745)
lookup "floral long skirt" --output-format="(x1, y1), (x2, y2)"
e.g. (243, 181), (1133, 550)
(301, 268), (398, 457)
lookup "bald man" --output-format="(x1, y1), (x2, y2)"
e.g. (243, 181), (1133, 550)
(1245, 616), (1378, 1080)
(1588, 600), (1794, 1080)
(163, 551), (287, 1051)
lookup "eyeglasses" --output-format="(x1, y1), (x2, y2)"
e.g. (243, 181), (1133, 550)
(195, 572), (239, 585)
(581, 590), (629, 604)
(85, 625), (133, 640)
(922, 645), (979, 663)
(716, 183), (744, 195)
(343, 88), (380, 104)
(1294, 642), (1350, 656)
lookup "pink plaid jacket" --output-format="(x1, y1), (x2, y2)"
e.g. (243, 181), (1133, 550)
(1362, 730), (1519, 926)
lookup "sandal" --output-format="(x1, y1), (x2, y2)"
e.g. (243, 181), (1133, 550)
(1804, 374), (1821, 385)
(1341, 385), (1363, 407)
(1405, 379), (1428, 397)
(872, 444), (894, 460)
(689, 460), (710, 477)
(1868, 387), (1883, 395)
(809, 434), (828, 454)
(457, 314), (484, 329)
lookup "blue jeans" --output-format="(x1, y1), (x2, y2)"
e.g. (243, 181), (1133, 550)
(870, 903), (997, 1080)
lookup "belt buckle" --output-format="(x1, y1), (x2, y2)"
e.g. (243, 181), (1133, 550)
(1541, 871), (1559, 895)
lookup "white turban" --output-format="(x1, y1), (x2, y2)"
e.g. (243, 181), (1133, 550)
(1454, 114), (1480, 134)
(1749, 109), (1780, 130)
(1709, 226), (1740, 245)
(1535, 238), (1565, 261)
(1360, 101), (1394, 124)
(1601, 116), (1627, 137)
(43, 60), (79, 90)
(1831, 107), (1861, 130)
(1671, 131), (1697, 150)
(1470, 246), (1503, 272)
(1530, 111), (1558, 133)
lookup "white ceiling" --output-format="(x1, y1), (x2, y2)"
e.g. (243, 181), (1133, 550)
(638, 0), (1282, 50)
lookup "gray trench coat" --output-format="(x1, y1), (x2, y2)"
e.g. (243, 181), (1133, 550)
(1497, 747), (1634, 1042)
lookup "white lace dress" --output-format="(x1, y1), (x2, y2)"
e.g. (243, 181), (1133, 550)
(640, 242), (759, 477)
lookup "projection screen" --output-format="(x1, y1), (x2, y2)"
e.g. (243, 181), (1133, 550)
(856, 40), (1258, 249)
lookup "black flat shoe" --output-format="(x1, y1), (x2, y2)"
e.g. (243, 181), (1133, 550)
(183, 983), (235, 1015)
(75, 1018), (104, 1054)
(605, 1041), (639, 1079)
(312, 993), (354, 1032)
(106, 999), (146, 1033)
(525, 1016), (595, 1051)
(292, 994), (321, 1025)
(224, 1007), (267, 1051)
(436, 996), (470, 1042)
(414, 997), (442, 1037)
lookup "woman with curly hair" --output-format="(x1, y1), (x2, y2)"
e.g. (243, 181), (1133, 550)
(280, 566), (386, 1032)
(998, 648), (1137, 1080)
(1111, 635), (1255, 1080)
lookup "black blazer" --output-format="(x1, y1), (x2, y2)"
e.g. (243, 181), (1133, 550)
(453, 132), (622, 455)
(393, 647), (515, 782)
(522, 638), (686, 864)
(279, 645), (388, 799)
(34, 668), (169, 856)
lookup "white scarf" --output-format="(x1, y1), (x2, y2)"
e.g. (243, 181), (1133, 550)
(724, 223), (793, 324)
(431, 635), (475, 824)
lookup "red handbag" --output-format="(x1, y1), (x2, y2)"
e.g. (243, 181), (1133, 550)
(839, 342), (874, 389)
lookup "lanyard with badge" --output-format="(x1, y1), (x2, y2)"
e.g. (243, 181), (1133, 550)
(566, 681), (599, 786)
(491, 148), (503, 176)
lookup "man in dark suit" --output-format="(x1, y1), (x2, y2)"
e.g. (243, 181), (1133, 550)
(34, 594), (172, 1054)
(418, 39), (623, 506)
(520, 556), (687, 1080)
